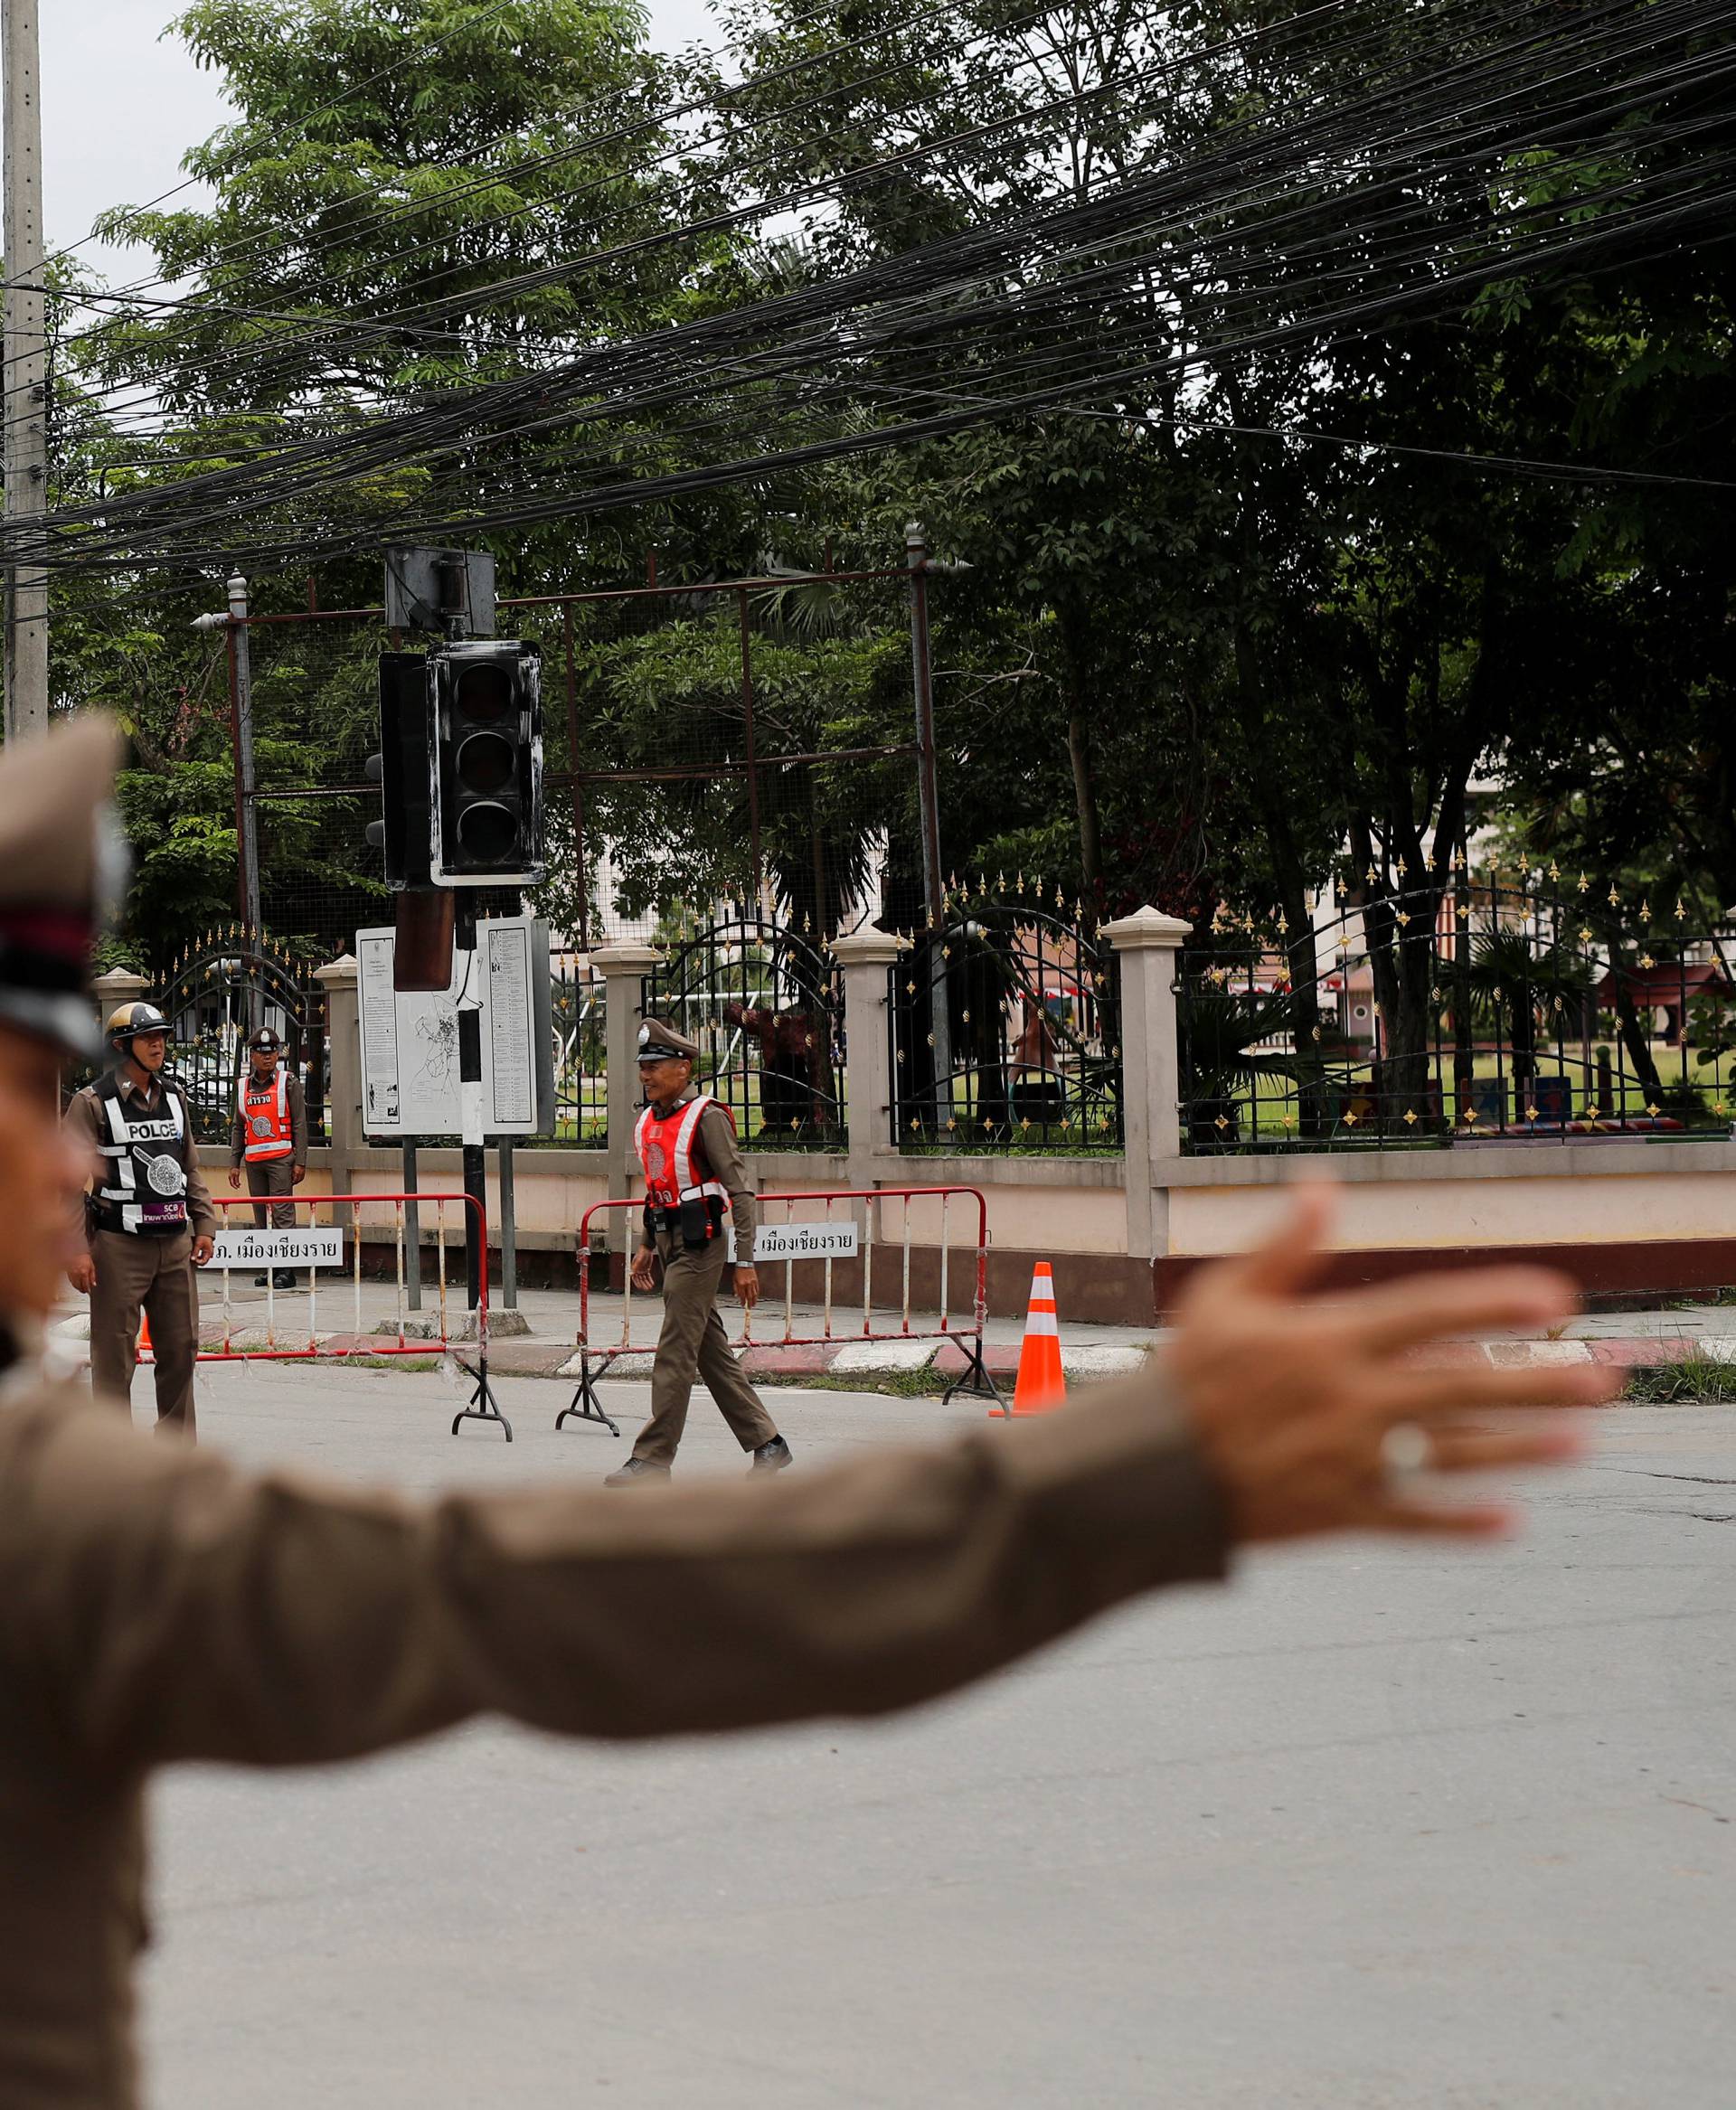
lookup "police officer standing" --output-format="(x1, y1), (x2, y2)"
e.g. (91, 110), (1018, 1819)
(63, 997), (216, 1438)
(605, 1018), (794, 1484)
(227, 1025), (306, 1289)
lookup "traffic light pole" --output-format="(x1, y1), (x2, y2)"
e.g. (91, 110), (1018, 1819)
(448, 902), (513, 1439)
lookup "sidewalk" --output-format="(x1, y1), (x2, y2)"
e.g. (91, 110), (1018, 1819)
(49, 1276), (1736, 1387)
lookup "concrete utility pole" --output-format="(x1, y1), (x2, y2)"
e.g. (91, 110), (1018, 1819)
(3, 0), (49, 742)
(227, 573), (262, 937)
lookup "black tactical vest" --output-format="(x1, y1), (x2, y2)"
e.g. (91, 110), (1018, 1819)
(90, 1070), (193, 1236)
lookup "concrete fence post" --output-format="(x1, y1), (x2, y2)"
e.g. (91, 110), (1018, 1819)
(1100, 906), (1194, 1260)
(832, 927), (910, 1192)
(91, 965), (150, 1048)
(595, 942), (664, 1256)
(311, 954), (361, 1182)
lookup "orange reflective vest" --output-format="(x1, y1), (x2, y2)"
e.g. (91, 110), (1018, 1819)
(636, 1093), (731, 1217)
(238, 1069), (295, 1163)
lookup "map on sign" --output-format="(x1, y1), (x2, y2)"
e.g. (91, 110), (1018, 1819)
(356, 916), (553, 1138)
(212, 1228), (344, 1270)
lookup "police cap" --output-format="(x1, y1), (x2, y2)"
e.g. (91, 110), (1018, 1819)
(0, 717), (122, 1061)
(636, 1017), (700, 1064)
(249, 1027), (283, 1052)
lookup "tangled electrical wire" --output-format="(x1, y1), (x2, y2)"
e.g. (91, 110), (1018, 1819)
(3, 0), (1732, 584)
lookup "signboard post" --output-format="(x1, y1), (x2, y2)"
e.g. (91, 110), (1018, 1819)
(356, 915), (553, 1320)
(356, 914), (553, 1140)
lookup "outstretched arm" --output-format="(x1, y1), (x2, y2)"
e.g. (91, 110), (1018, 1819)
(0, 1190), (1610, 1782)
(0, 1368), (1225, 1776)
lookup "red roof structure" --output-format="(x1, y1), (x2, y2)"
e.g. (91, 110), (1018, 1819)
(1593, 961), (1732, 1002)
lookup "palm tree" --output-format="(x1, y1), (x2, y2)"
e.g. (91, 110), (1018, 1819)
(1463, 929), (1594, 1097)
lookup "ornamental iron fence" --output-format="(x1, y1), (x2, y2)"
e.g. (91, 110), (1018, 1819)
(138, 933), (330, 1146)
(642, 914), (846, 1148)
(549, 956), (607, 1144)
(1177, 874), (1736, 1153)
(889, 883), (1122, 1151)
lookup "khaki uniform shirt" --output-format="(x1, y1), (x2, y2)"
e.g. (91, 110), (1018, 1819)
(0, 1359), (1226, 2107)
(227, 1068), (308, 1172)
(64, 1074), (219, 1242)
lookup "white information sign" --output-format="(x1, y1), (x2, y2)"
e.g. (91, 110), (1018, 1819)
(356, 915), (552, 1138)
(727, 1222), (860, 1263)
(212, 1228), (345, 1270)
(486, 921), (533, 1127)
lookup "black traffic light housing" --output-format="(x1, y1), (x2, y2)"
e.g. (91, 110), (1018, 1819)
(365, 651), (434, 889)
(429, 638), (544, 887)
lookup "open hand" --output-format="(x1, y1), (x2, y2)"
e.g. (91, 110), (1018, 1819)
(630, 1247), (659, 1293)
(735, 1265), (760, 1312)
(227, 1169), (241, 1191)
(1169, 1186), (1616, 1546)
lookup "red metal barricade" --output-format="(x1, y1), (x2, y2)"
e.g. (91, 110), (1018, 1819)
(139, 1191), (512, 1438)
(558, 1186), (1002, 1436)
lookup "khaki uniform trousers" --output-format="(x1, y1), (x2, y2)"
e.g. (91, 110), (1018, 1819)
(632, 1230), (779, 1466)
(88, 1226), (200, 1438)
(246, 1154), (297, 1227)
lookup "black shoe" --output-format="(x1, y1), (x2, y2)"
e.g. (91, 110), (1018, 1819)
(750, 1436), (793, 1474)
(271, 1270), (297, 1290)
(603, 1456), (670, 1488)
(252, 1273), (269, 1288)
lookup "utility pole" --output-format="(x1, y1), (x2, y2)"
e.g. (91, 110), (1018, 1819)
(907, 520), (952, 1133)
(227, 573), (262, 939)
(193, 577), (263, 1031)
(3, 0), (49, 741)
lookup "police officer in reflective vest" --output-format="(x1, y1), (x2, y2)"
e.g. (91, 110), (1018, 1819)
(605, 1018), (794, 1485)
(63, 1001), (216, 1437)
(227, 1025), (307, 1289)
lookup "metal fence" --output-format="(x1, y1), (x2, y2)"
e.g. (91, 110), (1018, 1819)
(86, 935), (332, 1147)
(560, 1185), (1002, 1436)
(889, 884), (1122, 1150)
(643, 914), (846, 1147)
(1178, 876), (1736, 1152)
(549, 954), (607, 1144)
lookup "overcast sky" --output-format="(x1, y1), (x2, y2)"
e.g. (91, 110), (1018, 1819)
(41, 0), (717, 287)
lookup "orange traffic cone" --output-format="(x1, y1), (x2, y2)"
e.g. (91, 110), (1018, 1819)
(1000, 1261), (1065, 1416)
(137, 1312), (153, 1361)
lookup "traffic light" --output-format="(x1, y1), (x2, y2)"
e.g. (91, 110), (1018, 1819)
(429, 639), (544, 887)
(365, 652), (434, 889)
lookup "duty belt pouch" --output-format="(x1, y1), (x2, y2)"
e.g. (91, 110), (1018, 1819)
(677, 1196), (712, 1250)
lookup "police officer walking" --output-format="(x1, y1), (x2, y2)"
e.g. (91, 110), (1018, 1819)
(227, 1025), (306, 1288)
(63, 998), (216, 1438)
(605, 1018), (794, 1485)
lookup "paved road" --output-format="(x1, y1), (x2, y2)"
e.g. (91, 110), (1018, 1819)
(135, 1361), (1735, 2109)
